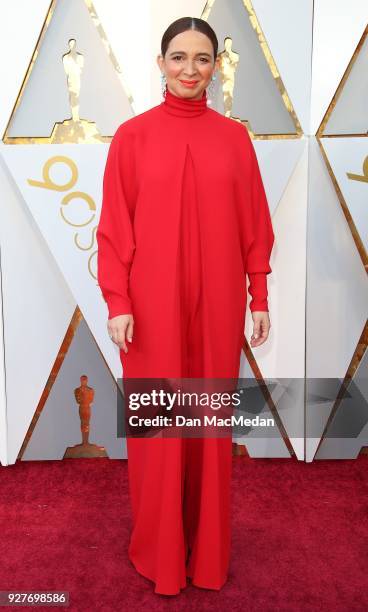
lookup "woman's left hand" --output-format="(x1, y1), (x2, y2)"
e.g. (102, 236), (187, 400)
(250, 311), (271, 347)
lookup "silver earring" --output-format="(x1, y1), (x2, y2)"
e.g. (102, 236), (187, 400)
(206, 73), (216, 105)
(161, 73), (167, 98)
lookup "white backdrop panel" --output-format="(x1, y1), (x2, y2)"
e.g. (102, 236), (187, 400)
(253, 0), (313, 135)
(310, 0), (368, 134)
(0, 246), (8, 465)
(1, 145), (123, 381)
(0, 150), (76, 465)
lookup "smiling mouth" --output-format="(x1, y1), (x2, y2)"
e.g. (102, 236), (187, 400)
(179, 80), (199, 84)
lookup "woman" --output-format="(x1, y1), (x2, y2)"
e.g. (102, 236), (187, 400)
(96, 17), (275, 596)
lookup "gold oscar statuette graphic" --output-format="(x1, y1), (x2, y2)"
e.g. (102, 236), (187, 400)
(51, 38), (104, 143)
(218, 37), (240, 118)
(63, 374), (108, 458)
(63, 37), (84, 123)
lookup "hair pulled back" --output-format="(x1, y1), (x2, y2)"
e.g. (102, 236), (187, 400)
(161, 17), (218, 60)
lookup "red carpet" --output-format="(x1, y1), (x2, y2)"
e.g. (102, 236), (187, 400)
(0, 455), (367, 611)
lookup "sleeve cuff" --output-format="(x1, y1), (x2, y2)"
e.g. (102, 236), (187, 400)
(106, 296), (133, 319)
(248, 272), (269, 312)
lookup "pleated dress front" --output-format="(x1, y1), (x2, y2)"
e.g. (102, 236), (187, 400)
(96, 86), (275, 595)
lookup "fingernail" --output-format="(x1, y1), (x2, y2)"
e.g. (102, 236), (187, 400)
(128, 338), (132, 343)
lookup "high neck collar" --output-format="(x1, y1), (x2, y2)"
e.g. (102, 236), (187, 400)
(161, 86), (208, 118)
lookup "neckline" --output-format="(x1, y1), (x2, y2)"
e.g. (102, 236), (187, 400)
(160, 85), (208, 118)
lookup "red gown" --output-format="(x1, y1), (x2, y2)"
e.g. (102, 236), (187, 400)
(96, 87), (275, 595)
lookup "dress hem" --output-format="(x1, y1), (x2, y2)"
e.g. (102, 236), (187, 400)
(129, 553), (228, 595)
(128, 554), (188, 596)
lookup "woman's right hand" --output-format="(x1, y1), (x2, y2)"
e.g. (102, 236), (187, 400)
(107, 314), (134, 353)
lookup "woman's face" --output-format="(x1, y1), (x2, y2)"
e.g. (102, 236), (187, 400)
(157, 29), (220, 100)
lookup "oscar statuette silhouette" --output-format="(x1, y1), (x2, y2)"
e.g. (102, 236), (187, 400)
(64, 375), (107, 458)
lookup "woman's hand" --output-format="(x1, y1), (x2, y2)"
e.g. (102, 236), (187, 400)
(107, 314), (134, 353)
(250, 311), (271, 348)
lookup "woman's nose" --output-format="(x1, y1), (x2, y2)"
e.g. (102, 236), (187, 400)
(182, 60), (197, 76)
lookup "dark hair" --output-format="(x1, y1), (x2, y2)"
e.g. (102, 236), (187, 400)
(161, 17), (218, 61)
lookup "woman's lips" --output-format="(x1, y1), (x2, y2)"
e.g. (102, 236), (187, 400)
(179, 80), (199, 88)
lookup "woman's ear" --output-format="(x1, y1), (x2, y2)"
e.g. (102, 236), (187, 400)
(156, 54), (163, 71)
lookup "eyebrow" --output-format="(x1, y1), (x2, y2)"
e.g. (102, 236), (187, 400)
(168, 51), (212, 57)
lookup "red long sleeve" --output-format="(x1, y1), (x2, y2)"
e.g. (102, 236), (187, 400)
(238, 128), (275, 312)
(96, 125), (136, 319)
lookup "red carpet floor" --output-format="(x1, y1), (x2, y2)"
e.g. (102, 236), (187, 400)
(0, 454), (367, 611)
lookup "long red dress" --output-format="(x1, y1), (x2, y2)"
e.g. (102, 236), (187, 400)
(96, 86), (275, 595)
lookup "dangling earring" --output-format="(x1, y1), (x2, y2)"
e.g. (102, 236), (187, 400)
(206, 73), (216, 105)
(161, 73), (167, 98)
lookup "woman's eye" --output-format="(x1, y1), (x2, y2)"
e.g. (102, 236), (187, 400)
(172, 56), (208, 63)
